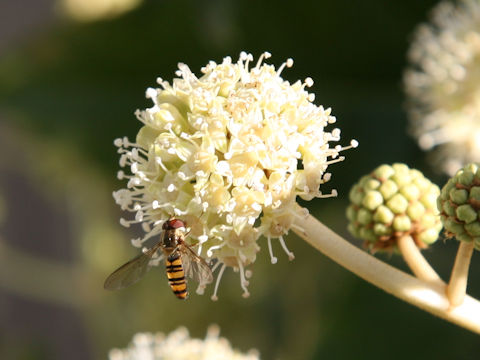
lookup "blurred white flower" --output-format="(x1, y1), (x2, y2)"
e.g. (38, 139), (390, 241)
(404, 0), (480, 175)
(113, 51), (357, 299)
(108, 326), (259, 360)
(58, 0), (142, 22)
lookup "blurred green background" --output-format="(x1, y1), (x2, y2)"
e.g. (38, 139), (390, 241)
(1, 0), (480, 359)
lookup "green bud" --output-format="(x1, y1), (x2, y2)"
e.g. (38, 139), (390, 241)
(374, 223), (393, 236)
(391, 163), (411, 187)
(420, 213), (437, 229)
(347, 223), (360, 238)
(349, 185), (364, 206)
(373, 205), (395, 224)
(418, 228), (439, 245)
(387, 194), (409, 214)
(393, 215), (412, 232)
(346, 205), (357, 222)
(474, 240), (480, 251)
(362, 191), (383, 210)
(379, 180), (398, 200)
(407, 202), (425, 221)
(364, 178), (381, 190)
(470, 186), (480, 201)
(464, 222), (480, 237)
(400, 184), (420, 201)
(457, 166), (475, 186)
(456, 204), (477, 224)
(442, 201), (456, 217)
(444, 217), (465, 236)
(449, 188), (468, 204)
(373, 164), (395, 179)
(420, 189), (439, 209)
(357, 208), (373, 225)
(360, 227), (377, 243)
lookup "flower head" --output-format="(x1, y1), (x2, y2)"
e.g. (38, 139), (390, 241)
(109, 326), (259, 360)
(438, 162), (480, 249)
(60, 0), (142, 22)
(113, 51), (357, 299)
(404, 0), (480, 175)
(347, 163), (442, 252)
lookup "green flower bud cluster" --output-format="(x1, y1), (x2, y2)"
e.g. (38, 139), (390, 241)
(437, 163), (480, 249)
(346, 163), (442, 252)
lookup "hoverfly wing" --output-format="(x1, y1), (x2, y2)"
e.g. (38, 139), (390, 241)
(180, 245), (214, 285)
(104, 245), (160, 290)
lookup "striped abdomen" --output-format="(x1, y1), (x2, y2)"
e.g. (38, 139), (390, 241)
(166, 252), (188, 299)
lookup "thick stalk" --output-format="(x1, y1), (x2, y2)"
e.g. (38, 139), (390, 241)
(447, 241), (475, 309)
(397, 235), (443, 285)
(292, 206), (480, 334)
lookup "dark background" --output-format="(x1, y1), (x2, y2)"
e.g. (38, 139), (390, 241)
(1, 0), (479, 359)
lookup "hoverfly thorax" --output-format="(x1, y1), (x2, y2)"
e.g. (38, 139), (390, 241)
(161, 218), (187, 249)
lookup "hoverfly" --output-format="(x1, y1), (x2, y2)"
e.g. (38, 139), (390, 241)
(104, 217), (213, 299)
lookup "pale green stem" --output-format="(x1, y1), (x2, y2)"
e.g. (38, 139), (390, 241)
(292, 206), (480, 334)
(447, 241), (475, 309)
(397, 235), (443, 285)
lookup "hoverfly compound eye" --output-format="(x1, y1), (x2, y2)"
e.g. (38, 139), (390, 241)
(165, 218), (187, 230)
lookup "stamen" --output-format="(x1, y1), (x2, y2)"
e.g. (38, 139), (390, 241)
(325, 156), (345, 166)
(142, 222), (151, 233)
(244, 53), (253, 71)
(207, 243), (225, 257)
(173, 207), (188, 216)
(255, 51), (272, 69)
(276, 58), (294, 76)
(211, 260), (222, 273)
(155, 157), (169, 173)
(198, 234), (209, 243)
(131, 238), (142, 248)
(211, 263), (227, 301)
(148, 253), (164, 266)
(316, 189), (338, 198)
(135, 210), (144, 222)
(278, 236), (295, 261)
(120, 218), (131, 228)
(196, 283), (206, 295)
(267, 236), (278, 264)
(237, 259), (250, 298)
(196, 242), (203, 256)
(304, 77), (314, 87)
(145, 87), (157, 99)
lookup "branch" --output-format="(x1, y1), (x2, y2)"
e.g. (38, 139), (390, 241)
(397, 234), (443, 285)
(292, 205), (480, 334)
(447, 241), (475, 309)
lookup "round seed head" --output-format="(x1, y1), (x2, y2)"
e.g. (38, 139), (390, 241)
(346, 163), (442, 253)
(438, 163), (480, 249)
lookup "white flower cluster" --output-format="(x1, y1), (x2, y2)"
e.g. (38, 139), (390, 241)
(109, 326), (259, 360)
(404, 0), (480, 175)
(113, 51), (356, 299)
